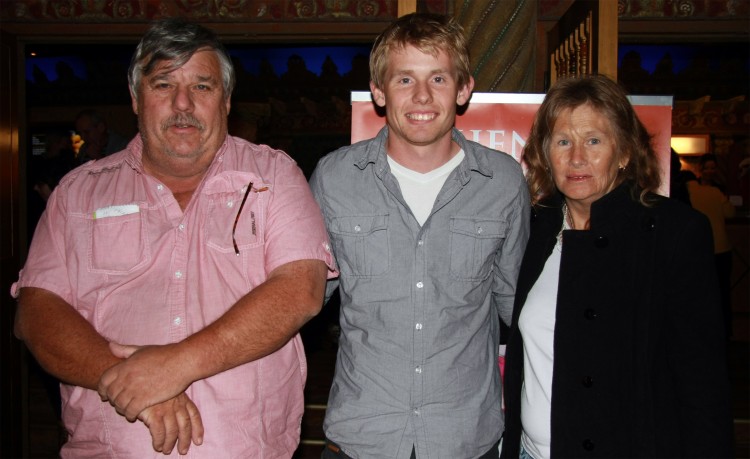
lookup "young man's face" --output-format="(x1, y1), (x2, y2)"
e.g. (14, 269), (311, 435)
(370, 44), (473, 153)
(131, 48), (230, 179)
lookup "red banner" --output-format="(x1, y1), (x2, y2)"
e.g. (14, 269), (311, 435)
(351, 92), (674, 196)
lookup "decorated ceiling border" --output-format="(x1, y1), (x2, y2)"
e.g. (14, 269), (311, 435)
(1, 0), (403, 22)
(538, 0), (748, 20)
(2, 1), (747, 24)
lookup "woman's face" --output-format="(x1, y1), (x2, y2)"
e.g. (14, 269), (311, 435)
(548, 103), (625, 209)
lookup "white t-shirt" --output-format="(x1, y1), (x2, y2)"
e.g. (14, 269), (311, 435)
(387, 150), (465, 226)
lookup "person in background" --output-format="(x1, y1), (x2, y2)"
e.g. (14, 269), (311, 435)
(74, 108), (129, 163)
(500, 75), (733, 458)
(13, 18), (334, 458)
(699, 153), (726, 191)
(668, 147), (691, 206)
(684, 168), (736, 339)
(31, 128), (77, 202)
(310, 13), (529, 459)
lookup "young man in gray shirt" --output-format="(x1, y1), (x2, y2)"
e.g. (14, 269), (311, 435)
(310, 13), (530, 459)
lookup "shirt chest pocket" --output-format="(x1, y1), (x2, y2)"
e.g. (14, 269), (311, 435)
(329, 214), (389, 278)
(449, 217), (507, 281)
(87, 206), (151, 274)
(205, 188), (265, 253)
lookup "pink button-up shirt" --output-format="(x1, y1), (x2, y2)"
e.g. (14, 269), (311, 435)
(12, 135), (335, 458)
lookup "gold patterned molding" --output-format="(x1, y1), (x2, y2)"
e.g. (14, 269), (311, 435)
(2, 0), (401, 21)
(673, 96), (750, 136)
(0, 0), (418, 42)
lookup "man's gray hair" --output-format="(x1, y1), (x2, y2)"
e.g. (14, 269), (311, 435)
(128, 18), (235, 102)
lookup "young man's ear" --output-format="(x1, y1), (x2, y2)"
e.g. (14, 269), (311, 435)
(370, 81), (386, 108)
(456, 76), (475, 106)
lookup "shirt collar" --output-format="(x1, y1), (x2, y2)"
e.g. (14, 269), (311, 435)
(123, 135), (144, 172)
(539, 182), (641, 232)
(355, 126), (494, 184)
(122, 134), (231, 176)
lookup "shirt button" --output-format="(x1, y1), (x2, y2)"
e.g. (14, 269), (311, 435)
(477, 226), (483, 234)
(227, 200), (234, 208)
(582, 439), (595, 451)
(415, 323), (423, 330)
(173, 316), (182, 325)
(156, 184), (164, 191)
(175, 271), (183, 279)
(413, 408), (420, 416)
(582, 376), (594, 388)
(178, 223), (185, 231)
(354, 225), (361, 232)
(417, 240), (424, 247)
(642, 217), (657, 231)
(416, 281), (424, 289)
(415, 366), (422, 374)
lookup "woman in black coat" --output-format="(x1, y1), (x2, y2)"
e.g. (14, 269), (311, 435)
(500, 75), (733, 458)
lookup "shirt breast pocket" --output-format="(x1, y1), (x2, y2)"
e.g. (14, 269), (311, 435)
(88, 207), (151, 274)
(449, 217), (507, 281)
(205, 189), (264, 253)
(329, 214), (389, 278)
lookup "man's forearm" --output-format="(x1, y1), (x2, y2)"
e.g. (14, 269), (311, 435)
(98, 258), (328, 420)
(183, 258), (328, 380)
(15, 287), (120, 389)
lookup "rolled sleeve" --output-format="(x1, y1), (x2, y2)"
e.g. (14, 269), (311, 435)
(264, 154), (335, 276)
(12, 180), (74, 304)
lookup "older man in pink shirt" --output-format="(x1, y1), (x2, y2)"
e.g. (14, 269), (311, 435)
(12, 18), (334, 458)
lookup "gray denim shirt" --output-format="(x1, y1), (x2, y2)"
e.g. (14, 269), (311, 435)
(309, 127), (530, 459)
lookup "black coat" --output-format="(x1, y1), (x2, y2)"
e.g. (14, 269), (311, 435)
(501, 184), (734, 458)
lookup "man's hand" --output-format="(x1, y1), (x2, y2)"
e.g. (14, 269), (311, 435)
(99, 343), (194, 422)
(138, 393), (204, 455)
(104, 343), (204, 454)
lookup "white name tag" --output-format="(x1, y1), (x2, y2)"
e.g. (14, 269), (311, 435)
(93, 204), (140, 219)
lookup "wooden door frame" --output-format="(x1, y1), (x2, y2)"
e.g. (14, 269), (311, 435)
(0, 28), (24, 459)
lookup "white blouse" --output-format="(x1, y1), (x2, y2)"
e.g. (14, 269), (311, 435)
(518, 220), (567, 459)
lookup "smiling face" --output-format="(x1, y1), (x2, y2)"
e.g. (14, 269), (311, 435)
(548, 103), (627, 215)
(370, 44), (473, 164)
(131, 48), (230, 180)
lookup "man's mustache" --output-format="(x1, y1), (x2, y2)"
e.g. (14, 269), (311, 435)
(162, 115), (204, 131)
